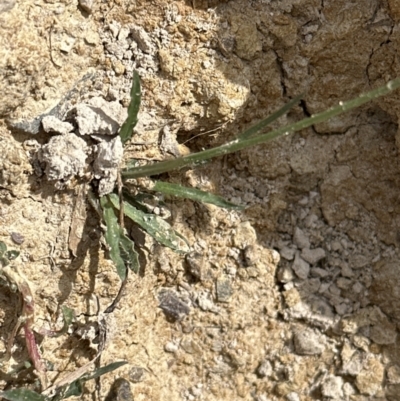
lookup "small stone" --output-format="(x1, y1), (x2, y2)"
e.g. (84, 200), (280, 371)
(340, 263), (354, 277)
(292, 252), (310, 279)
(352, 282), (363, 293)
(112, 59), (126, 75)
(311, 267), (329, 278)
(278, 266), (295, 283)
(257, 360), (272, 378)
(158, 289), (190, 321)
(186, 252), (206, 280)
(243, 245), (259, 266)
(335, 303), (348, 315)
(0, 0), (16, 13)
(41, 116), (73, 135)
(370, 320), (397, 345)
(293, 327), (326, 355)
(350, 254), (369, 269)
(293, 227), (310, 249)
(105, 378), (133, 401)
(336, 277), (352, 290)
(286, 392), (300, 401)
(39, 133), (88, 181)
(197, 291), (219, 313)
(78, 0), (94, 13)
(387, 365), (400, 384)
(164, 341), (179, 353)
(233, 221), (257, 249)
(280, 246), (296, 261)
(301, 247), (326, 264)
(331, 240), (342, 252)
(130, 24), (155, 53)
(321, 375), (344, 398)
(181, 339), (202, 354)
(342, 382), (356, 398)
(283, 288), (301, 307)
(355, 355), (384, 395)
(85, 29), (100, 45)
(11, 232), (24, 245)
(341, 343), (365, 376)
(129, 366), (145, 383)
(216, 277), (233, 303)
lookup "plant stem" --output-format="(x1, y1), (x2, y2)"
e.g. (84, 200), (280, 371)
(121, 78), (400, 179)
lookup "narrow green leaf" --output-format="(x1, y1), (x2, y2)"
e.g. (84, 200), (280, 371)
(238, 93), (303, 139)
(84, 361), (128, 381)
(58, 379), (83, 399)
(100, 196), (127, 280)
(152, 181), (243, 210)
(100, 196), (140, 278)
(121, 78), (400, 179)
(118, 231), (140, 274)
(119, 71), (141, 145)
(0, 389), (46, 401)
(0, 241), (7, 254)
(108, 193), (189, 253)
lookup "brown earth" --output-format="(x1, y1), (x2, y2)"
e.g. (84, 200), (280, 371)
(1, 0), (400, 400)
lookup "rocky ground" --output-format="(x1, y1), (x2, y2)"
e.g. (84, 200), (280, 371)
(1, 0), (400, 400)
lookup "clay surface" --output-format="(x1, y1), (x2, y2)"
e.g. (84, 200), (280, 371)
(1, 0), (400, 400)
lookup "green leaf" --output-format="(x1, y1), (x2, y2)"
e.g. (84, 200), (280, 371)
(100, 196), (128, 280)
(108, 193), (189, 253)
(0, 389), (46, 401)
(121, 78), (400, 179)
(0, 241), (7, 254)
(57, 379), (83, 399)
(119, 71), (141, 145)
(152, 181), (243, 210)
(6, 250), (20, 261)
(0, 256), (10, 267)
(118, 230), (140, 274)
(84, 361), (128, 381)
(100, 196), (140, 279)
(238, 93), (303, 140)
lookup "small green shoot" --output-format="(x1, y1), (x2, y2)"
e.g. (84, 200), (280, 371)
(119, 71), (141, 145)
(0, 361), (127, 401)
(99, 75), (400, 286)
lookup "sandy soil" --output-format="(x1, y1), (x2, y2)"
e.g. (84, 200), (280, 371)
(1, 0), (400, 400)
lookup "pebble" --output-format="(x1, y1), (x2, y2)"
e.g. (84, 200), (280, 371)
(11, 232), (24, 245)
(129, 366), (145, 383)
(293, 327), (326, 355)
(292, 252), (310, 279)
(310, 267), (329, 278)
(336, 277), (352, 290)
(321, 375), (344, 399)
(355, 355), (384, 395)
(105, 378), (133, 401)
(0, 0), (15, 13)
(293, 227), (310, 249)
(286, 392), (300, 401)
(243, 245), (259, 266)
(233, 221), (257, 249)
(78, 0), (94, 13)
(41, 115), (73, 135)
(158, 289), (190, 321)
(301, 247), (326, 264)
(257, 359), (272, 378)
(164, 341), (179, 353)
(216, 277), (233, 302)
(387, 365), (400, 384)
(278, 266), (295, 283)
(280, 246), (296, 261)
